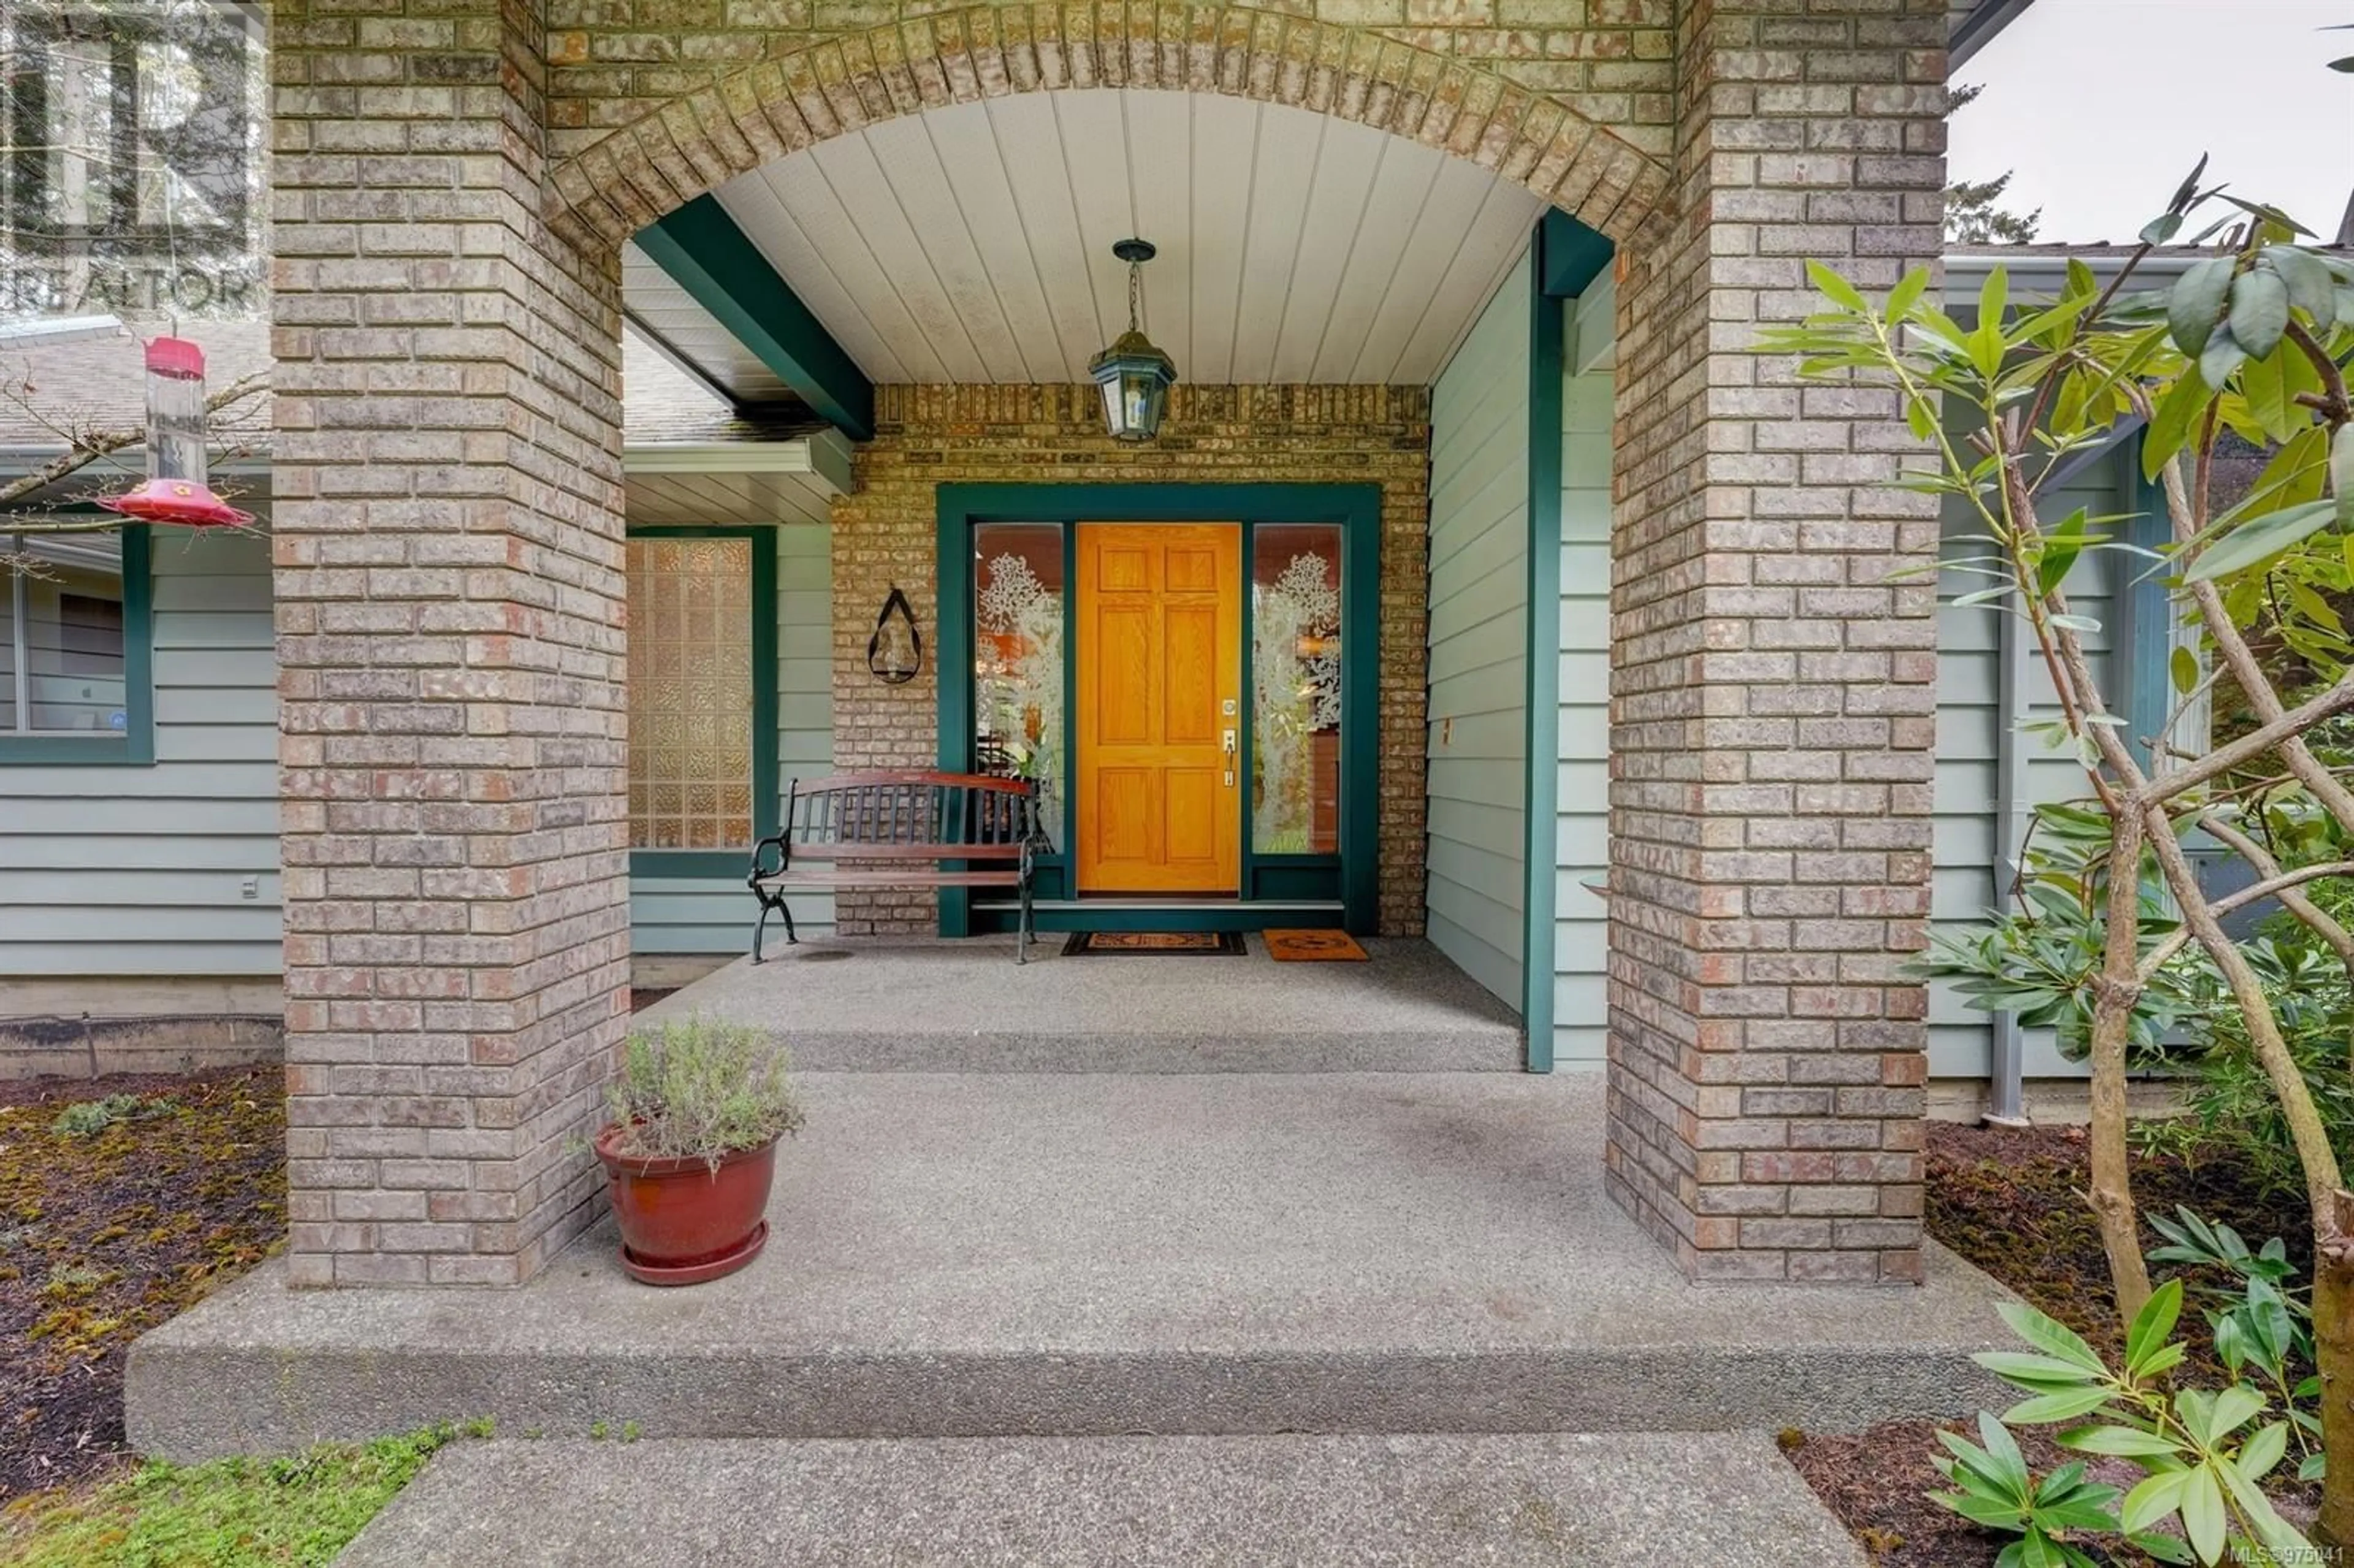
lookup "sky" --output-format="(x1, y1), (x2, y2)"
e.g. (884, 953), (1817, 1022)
(1948, 0), (2354, 245)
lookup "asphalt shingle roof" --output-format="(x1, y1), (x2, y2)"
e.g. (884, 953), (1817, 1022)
(0, 318), (820, 456)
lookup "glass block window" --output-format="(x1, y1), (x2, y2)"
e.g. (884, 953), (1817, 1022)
(627, 536), (757, 851)
(1251, 523), (1342, 854)
(2, 531), (129, 736)
(973, 522), (1065, 847)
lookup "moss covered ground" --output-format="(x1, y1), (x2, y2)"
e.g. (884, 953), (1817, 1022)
(0, 1427), (463, 1567)
(0, 1067), (285, 1499)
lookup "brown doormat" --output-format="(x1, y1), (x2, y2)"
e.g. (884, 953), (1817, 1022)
(1265, 929), (1369, 962)
(1062, 931), (1247, 956)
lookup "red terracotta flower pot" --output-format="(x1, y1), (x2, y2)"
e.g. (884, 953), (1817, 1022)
(594, 1123), (777, 1286)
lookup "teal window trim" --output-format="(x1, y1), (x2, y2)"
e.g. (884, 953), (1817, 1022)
(625, 525), (780, 881)
(0, 522), (153, 766)
(936, 482), (1384, 935)
(1522, 229), (1567, 1073)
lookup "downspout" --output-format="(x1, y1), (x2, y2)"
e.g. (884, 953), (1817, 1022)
(1983, 422), (2145, 1127)
(1987, 593), (2032, 1127)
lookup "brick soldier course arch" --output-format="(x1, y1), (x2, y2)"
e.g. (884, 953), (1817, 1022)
(538, 6), (1674, 254)
(270, 0), (1947, 1288)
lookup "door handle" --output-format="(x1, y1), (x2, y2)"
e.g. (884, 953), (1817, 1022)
(1222, 728), (1237, 756)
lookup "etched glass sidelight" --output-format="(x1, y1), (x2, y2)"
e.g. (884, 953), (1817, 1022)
(625, 536), (756, 851)
(1251, 523), (1341, 855)
(974, 523), (1065, 848)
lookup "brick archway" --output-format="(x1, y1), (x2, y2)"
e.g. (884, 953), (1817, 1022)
(539, 7), (1670, 253)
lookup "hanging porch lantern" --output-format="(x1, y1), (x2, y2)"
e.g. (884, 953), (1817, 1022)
(1089, 238), (1177, 442)
(99, 336), (251, 527)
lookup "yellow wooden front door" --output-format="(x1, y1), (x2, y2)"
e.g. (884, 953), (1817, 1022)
(1074, 523), (1243, 894)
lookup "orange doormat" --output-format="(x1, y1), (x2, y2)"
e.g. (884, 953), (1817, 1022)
(1263, 929), (1369, 962)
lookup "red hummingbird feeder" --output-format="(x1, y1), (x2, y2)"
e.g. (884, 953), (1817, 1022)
(99, 337), (251, 528)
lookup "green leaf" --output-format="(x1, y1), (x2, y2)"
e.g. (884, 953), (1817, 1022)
(2217, 194), (2315, 238)
(2036, 509), (2089, 596)
(2120, 1467), (2193, 1534)
(1807, 260), (1868, 314)
(2238, 341), (2293, 443)
(2168, 257), (2233, 356)
(2130, 1533), (2196, 1565)
(2140, 212), (2184, 246)
(1936, 1489), (2027, 1529)
(2198, 325), (2247, 390)
(1979, 264), (2009, 335)
(2143, 369), (2210, 482)
(1886, 267), (1929, 322)
(1975, 1410), (2031, 1490)
(2003, 1387), (2115, 1424)
(2334, 425), (2354, 527)
(2057, 1423), (2182, 1460)
(2204, 1383), (2264, 1441)
(2228, 267), (2291, 360)
(1994, 1304), (2109, 1374)
(1977, 1352), (2107, 1393)
(2186, 498), (2337, 582)
(2125, 1279), (2184, 1376)
(2238, 1420), (2288, 1480)
(2214, 1452), (2317, 1559)
(2274, 245), (2339, 323)
(2180, 1465), (2225, 1562)
(2169, 645), (2198, 694)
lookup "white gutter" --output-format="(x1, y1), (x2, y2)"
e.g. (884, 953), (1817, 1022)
(622, 428), (855, 495)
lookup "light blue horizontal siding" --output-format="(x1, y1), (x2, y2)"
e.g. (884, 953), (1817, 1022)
(1424, 247), (1530, 1012)
(2, 520), (839, 978)
(1551, 356), (1612, 1063)
(1927, 441), (2126, 1079)
(0, 530), (281, 978)
(628, 522), (835, 953)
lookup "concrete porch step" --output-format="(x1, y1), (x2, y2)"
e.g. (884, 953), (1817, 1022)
(129, 1073), (2009, 1460)
(638, 938), (1526, 1071)
(332, 1433), (1868, 1567)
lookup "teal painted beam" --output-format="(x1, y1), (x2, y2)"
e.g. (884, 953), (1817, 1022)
(1539, 210), (1614, 300)
(636, 196), (875, 441)
(1522, 226), (1565, 1073)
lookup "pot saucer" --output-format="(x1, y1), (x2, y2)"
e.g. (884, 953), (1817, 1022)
(620, 1220), (768, 1287)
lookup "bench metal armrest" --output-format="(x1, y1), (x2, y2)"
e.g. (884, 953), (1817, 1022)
(748, 831), (791, 887)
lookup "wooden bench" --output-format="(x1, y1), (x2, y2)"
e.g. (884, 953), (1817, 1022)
(746, 770), (1046, 964)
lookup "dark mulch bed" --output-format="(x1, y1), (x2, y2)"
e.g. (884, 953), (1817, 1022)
(628, 988), (677, 1013)
(1786, 1118), (2315, 1566)
(0, 1066), (285, 1499)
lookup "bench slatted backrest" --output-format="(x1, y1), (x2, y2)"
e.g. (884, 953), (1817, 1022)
(783, 771), (1038, 861)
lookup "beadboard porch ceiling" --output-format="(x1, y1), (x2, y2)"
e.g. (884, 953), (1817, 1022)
(620, 88), (1545, 396)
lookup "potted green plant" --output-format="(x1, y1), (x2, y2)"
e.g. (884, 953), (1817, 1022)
(594, 1015), (805, 1286)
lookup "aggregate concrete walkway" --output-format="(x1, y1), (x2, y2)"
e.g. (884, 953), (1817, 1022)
(335, 1433), (1867, 1567)
(636, 937), (1525, 1070)
(132, 1072), (2013, 1459)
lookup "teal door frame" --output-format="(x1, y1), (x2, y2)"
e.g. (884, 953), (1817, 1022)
(935, 482), (1383, 936)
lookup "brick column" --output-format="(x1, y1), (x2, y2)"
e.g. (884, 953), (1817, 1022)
(272, 0), (630, 1285)
(1604, 0), (1945, 1283)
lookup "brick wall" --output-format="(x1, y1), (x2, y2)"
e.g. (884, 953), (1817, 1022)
(832, 382), (1431, 936)
(536, 4), (1673, 255)
(1602, 0), (1945, 1284)
(273, 0), (633, 1287)
(544, 1), (1680, 166)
